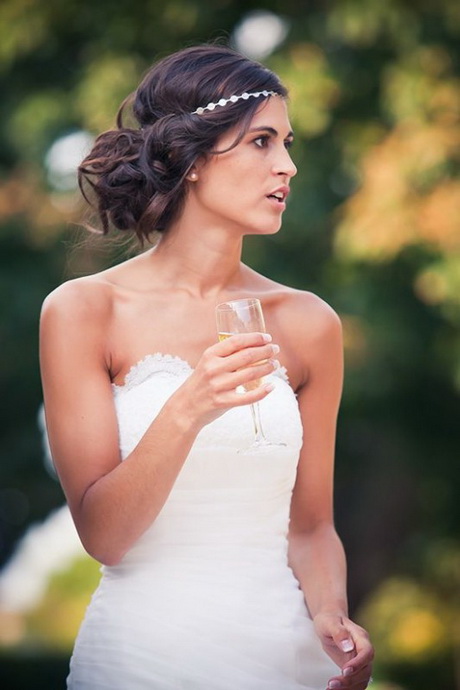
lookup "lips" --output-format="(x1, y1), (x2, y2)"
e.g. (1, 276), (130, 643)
(266, 186), (290, 203)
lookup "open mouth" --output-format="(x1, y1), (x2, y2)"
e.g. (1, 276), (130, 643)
(267, 192), (285, 203)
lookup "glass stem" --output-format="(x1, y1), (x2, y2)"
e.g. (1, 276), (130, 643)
(250, 402), (266, 442)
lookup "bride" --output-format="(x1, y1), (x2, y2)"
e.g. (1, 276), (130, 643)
(39, 43), (374, 689)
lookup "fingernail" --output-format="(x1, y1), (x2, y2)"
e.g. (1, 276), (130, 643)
(340, 639), (354, 652)
(270, 359), (280, 370)
(264, 383), (275, 392)
(271, 344), (280, 355)
(262, 333), (272, 342)
(342, 666), (354, 677)
(328, 682), (342, 689)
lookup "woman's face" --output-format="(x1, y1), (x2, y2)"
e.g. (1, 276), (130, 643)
(189, 96), (297, 236)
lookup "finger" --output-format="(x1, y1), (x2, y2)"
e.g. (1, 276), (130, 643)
(223, 342), (280, 372)
(220, 379), (275, 407)
(341, 662), (373, 681)
(219, 358), (279, 391)
(342, 632), (374, 674)
(328, 663), (373, 689)
(336, 660), (373, 689)
(214, 332), (271, 356)
(325, 619), (355, 658)
(342, 644), (374, 674)
(327, 667), (372, 690)
(199, 343), (279, 384)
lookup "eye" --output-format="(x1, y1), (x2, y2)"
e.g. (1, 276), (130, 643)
(253, 135), (270, 148)
(285, 139), (294, 150)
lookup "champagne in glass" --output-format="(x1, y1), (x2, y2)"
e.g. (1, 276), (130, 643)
(215, 298), (283, 449)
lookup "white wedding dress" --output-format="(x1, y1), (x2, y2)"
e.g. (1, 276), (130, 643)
(67, 354), (338, 689)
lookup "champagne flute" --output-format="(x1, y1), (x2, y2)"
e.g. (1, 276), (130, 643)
(215, 297), (284, 450)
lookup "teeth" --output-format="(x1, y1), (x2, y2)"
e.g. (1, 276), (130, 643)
(272, 192), (284, 200)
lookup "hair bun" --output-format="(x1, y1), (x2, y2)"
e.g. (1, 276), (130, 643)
(79, 128), (154, 233)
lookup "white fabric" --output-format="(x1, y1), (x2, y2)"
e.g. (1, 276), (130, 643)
(67, 353), (338, 689)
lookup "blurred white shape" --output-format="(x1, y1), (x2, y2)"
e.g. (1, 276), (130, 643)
(232, 10), (289, 59)
(37, 404), (57, 479)
(0, 406), (86, 613)
(0, 505), (86, 612)
(45, 130), (94, 192)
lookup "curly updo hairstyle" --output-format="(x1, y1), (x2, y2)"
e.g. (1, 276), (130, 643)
(78, 44), (288, 244)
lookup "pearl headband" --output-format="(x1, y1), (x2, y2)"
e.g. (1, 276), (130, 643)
(191, 90), (279, 115)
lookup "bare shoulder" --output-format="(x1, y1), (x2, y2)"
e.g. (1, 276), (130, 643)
(251, 266), (341, 342)
(244, 266), (341, 340)
(39, 274), (119, 385)
(41, 274), (114, 328)
(40, 275), (117, 372)
(257, 279), (342, 389)
(276, 287), (342, 344)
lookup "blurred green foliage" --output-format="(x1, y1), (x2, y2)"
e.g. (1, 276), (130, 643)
(0, 1), (459, 688)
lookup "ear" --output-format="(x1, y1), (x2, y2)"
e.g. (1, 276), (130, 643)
(186, 154), (208, 182)
(186, 169), (198, 182)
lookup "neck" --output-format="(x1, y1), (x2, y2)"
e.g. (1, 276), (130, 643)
(149, 216), (245, 299)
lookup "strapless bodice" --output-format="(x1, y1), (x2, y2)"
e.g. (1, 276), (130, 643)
(112, 352), (302, 457)
(110, 353), (303, 568)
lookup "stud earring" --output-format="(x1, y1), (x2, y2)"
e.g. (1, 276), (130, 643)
(188, 171), (198, 181)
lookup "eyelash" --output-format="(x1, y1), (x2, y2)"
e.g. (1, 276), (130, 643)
(253, 136), (294, 150)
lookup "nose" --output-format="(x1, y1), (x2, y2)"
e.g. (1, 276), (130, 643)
(273, 146), (297, 179)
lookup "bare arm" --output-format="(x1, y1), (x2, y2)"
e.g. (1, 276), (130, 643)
(286, 297), (373, 688)
(288, 304), (347, 617)
(40, 281), (278, 566)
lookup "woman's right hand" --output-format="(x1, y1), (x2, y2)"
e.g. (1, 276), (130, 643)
(171, 332), (280, 428)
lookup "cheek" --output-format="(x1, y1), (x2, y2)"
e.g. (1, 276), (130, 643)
(198, 152), (263, 206)
(201, 170), (246, 205)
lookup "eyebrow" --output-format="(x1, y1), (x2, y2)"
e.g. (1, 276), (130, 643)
(247, 126), (294, 139)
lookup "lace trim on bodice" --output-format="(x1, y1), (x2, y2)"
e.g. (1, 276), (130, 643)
(112, 352), (290, 394)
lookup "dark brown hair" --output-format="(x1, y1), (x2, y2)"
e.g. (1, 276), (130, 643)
(78, 44), (287, 243)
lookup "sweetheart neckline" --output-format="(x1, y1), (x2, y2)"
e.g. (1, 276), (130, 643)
(112, 351), (290, 392)
(112, 352), (193, 389)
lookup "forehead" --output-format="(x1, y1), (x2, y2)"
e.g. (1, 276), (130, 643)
(249, 96), (292, 134)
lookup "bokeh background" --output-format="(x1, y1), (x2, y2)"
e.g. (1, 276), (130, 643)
(0, 1), (459, 688)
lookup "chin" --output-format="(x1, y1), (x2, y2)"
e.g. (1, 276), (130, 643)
(258, 221), (283, 236)
(242, 217), (283, 237)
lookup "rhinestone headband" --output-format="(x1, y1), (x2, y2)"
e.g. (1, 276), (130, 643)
(191, 90), (279, 115)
